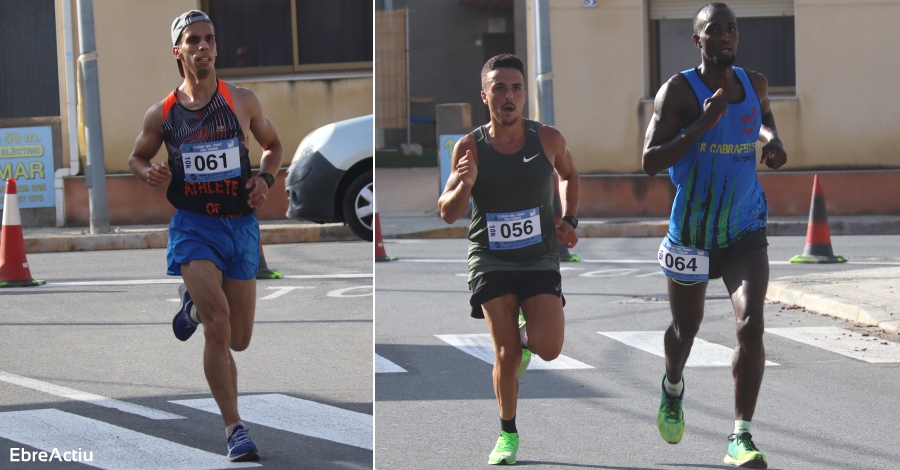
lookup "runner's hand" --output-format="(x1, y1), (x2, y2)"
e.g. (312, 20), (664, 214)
(700, 88), (728, 130)
(457, 150), (477, 188)
(246, 175), (269, 208)
(760, 139), (787, 169)
(556, 220), (578, 249)
(147, 161), (170, 187)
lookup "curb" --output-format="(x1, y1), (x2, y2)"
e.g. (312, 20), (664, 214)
(23, 223), (360, 253)
(766, 282), (900, 333)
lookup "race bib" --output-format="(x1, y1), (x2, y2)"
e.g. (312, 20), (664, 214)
(181, 138), (242, 182)
(658, 238), (710, 282)
(487, 207), (542, 250)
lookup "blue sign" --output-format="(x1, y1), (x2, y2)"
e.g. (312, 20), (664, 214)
(0, 126), (56, 209)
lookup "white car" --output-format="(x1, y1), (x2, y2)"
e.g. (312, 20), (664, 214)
(285, 115), (373, 241)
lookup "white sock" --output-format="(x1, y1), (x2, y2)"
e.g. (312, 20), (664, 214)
(226, 420), (245, 438)
(664, 374), (683, 397)
(734, 420), (751, 435)
(189, 305), (200, 324)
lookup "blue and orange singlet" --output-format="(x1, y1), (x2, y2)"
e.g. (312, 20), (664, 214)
(162, 79), (253, 218)
(667, 67), (767, 250)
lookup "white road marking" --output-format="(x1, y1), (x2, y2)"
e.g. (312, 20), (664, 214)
(767, 327), (900, 363)
(262, 286), (314, 300)
(375, 354), (407, 373)
(598, 331), (779, 367)
(435, 334), (593, 370)
(395, 259), (467, 263)
(0, 371), (184, 420)
(283, 274), (373, 279)
(171, 394), (373, 451)
(46, 279), (184, 287)
(0, 409), (258, 469)
(327, 286), (373, 297)
(392, 258), (900, 266)
(579, 268), (640, 277)
(636, 271), (665, 277)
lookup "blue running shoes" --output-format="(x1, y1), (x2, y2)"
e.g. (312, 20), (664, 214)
(226, 425), (259, 462)
(172, 283), (198, 341)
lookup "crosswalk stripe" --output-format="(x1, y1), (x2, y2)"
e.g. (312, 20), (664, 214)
(0, 408), (259, 469)
(171, 394), (373, 451)
(767, 327), (900, 363)
(435, 334), (594, 370)
(0, 371), (184, 420)
(598, 331), (780, 367)
(375, 354), (407, 373)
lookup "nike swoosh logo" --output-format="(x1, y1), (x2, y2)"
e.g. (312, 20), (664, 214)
(523, 153), (540, 162)
(555, 283), (561, 292)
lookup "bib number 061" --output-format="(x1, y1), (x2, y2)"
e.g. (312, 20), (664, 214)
(192, 153), (228, 171)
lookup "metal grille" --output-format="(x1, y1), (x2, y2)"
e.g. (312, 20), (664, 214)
(375, 9), (407, 131)
(0, 0), (60, 118)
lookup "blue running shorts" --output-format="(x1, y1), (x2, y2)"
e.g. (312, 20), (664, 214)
(167, 209), (260, 281)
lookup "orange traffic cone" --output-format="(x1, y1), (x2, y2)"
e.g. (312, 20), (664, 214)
(256, 244), (283, 279)
(374, 185), (396, 262)
(0, 179), (45, 287)
(553, 173), (579, 262)
(790, 175), (846, 263)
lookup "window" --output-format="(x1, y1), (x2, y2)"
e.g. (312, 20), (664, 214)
(649, 1), (794, 96)
(204, 0), (373, 76)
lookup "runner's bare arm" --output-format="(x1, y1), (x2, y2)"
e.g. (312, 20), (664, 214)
(749, 71), (787, 169)
(439, 134), (478, 223)
(128, 103), (169, 187)
(541, 127), (579, 247)
(238, 87), (283, 208)
(642, 75), (727, 176)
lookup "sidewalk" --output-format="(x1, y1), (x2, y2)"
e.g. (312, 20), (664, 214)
(22, 219), (358, 254)
(375, 167), (900, 333)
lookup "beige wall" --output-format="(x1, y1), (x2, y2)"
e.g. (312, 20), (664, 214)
(528, 0), (900, 174)
(59, 0), (372, 174)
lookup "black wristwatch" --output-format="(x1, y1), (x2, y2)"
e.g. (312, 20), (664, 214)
(562, 215), (578, 229)
(258, 172), (274, 188)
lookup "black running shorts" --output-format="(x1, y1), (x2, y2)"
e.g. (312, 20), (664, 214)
(468, 270), (565, 319)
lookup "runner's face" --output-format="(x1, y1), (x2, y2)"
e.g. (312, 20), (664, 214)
(175, 22), (216, 79)
(694, 7), (738, 68)
(481, 68), (526, 126)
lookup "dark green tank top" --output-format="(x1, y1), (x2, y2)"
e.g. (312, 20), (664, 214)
(467, 119), (559, 281)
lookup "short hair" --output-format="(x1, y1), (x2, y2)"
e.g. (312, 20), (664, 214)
(481, 54), (526, 89)
(693, 2), (733, 35)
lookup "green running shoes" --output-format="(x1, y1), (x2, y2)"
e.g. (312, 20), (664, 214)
(488, 430), (519, 465)
(724, 432), (768, 468)
(657, 376), (685, 444)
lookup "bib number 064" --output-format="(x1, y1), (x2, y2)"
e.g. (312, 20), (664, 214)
(663, 253), (697, 272)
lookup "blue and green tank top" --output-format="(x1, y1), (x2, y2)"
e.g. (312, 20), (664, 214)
(667, 66), (767, 250)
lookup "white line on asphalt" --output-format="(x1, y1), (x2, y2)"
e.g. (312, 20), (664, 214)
(0, 409), (258, 469)
(45, 279), (184, 286)
(327, 286), (373, 297)
(579, 269), (641, 277)
(435, 334), (594, 370)
(0, 371), (184, 420)
(767, 327), (900, 363)
(262, 286), (315, 300)
(598, 331), (779, 367)
(171, 394), (373, 451)
(636, 271), (665, 277)
(283, 274), (373, 279)
(395, 259), (467, 263)
(375, 354), (407, 373)
(391, 258), (900, 266)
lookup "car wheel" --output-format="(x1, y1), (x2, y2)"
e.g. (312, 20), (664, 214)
(343, 170), (373, 241)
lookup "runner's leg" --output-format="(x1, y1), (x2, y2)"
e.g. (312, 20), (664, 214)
(482, 294), (523, 420)
(181, 259), (240, 426)
(519, 293), (564, 362)
(222, 277), (256, 352)
(664, 278), (707, 381)
(721, 247), (768, 422)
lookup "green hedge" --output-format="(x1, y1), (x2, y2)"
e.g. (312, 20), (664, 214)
(375, 149), (438, 168)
